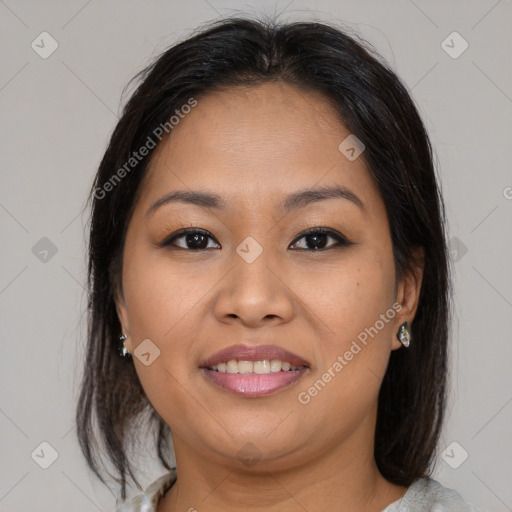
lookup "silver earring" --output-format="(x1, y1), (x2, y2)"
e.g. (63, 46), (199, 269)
(397, 322), (411, 348)
(118, 333), (131, 357)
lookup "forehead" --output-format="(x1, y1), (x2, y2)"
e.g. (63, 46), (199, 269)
(138, 82), (380, 213)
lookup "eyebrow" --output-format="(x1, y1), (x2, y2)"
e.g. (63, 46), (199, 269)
(146, 184), (364, 217)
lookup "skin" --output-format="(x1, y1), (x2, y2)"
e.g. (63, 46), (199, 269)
(115, 82), (424, 512)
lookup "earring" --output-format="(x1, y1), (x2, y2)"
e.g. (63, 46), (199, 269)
(397, 322), (411, 348)
(118, 333), (131, 358)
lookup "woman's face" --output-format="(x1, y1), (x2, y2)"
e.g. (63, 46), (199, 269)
(116, 82), (421, 471)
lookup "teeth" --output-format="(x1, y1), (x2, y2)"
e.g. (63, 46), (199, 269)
(238, 361), (253, 374)
(210, 359), (301, 374)
(226, 360), (238, 374)
(270, 359), (282, 372)
(253, 360), (270, 374)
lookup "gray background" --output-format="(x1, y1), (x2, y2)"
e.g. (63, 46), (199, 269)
(1, 0), (511, 511)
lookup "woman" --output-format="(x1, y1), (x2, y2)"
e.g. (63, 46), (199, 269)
(76, 17), (485, 512)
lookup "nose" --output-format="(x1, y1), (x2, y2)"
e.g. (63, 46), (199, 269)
(212, 249), (295, 328)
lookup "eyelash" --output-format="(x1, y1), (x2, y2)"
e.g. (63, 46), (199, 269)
(159, 226), (354, 252)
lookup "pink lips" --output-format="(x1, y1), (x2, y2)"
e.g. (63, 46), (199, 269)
(199, 344), (310, 397)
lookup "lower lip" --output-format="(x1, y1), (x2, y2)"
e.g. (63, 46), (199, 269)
(200, 368), (308, 397)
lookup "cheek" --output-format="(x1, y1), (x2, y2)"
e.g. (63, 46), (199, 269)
(298, 247), (397, 400)
(122, 244), (213, 338)
(121, 245), (218, 404)
(302, 249), (396, 343)
(121, 247), (206, 423)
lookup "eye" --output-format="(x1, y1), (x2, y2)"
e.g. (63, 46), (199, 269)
(160, 228), (220, 251)
(289, 227), (353, 251)
(160, 227), (354, 252)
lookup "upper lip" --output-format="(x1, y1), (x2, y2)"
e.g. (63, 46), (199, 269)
(200, 344), (310, 368)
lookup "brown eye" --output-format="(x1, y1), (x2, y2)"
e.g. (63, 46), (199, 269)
(160, 229), (220, 250)
(289, 228), (353, 251)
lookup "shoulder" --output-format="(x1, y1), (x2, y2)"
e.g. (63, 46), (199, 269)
(383, 477), (486, 512)
(114, 470), (177, 512)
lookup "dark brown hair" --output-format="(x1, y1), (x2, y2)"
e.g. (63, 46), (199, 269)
(77, 16), (451, 500)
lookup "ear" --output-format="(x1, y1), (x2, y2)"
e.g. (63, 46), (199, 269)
(391, 247), (424, 350)
(114, 287), (132, 352)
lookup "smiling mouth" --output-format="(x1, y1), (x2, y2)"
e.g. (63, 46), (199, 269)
(200, 360), (309, 397)
(199, 343), (310, 396)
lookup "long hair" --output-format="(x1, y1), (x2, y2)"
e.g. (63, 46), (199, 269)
(77, 16), (451, 500)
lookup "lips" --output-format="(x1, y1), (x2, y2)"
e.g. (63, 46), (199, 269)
(200, 344), (310, 369)
(199, 344), (310, 397)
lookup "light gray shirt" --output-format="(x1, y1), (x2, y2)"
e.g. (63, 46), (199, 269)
(115, 469), (485, 512)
